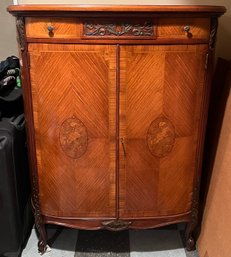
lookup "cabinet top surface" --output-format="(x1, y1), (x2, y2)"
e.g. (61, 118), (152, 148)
(8, 5), (226, 16)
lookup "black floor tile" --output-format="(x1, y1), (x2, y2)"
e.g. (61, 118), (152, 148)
(75, 230), (130, 257)
(158, 224), (178, 230)
(47, 227), (64, 247)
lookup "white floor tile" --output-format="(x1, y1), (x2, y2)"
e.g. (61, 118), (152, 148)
(22, 227), (78, 257)
(21, 228), (49, 257)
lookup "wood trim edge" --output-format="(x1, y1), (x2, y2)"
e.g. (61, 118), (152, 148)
(43, 212), (191, 230)
(7, 5), (226, 15)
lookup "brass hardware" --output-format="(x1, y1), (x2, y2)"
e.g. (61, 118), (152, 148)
(47, 25), (54, 37)
(47, 25), (54, 32)
(184, 25), (192, 38)
(184, 25), (191, 33)
(120, 138), (126, 156)
(102, 220), (132, 231)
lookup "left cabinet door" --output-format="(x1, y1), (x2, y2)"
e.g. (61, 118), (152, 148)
(28, 44), (117, 219)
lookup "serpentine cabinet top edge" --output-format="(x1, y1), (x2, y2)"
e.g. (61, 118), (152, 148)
(7, 5), (226, 17)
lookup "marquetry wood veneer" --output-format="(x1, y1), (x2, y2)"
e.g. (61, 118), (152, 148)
(8, 4), (226, 254)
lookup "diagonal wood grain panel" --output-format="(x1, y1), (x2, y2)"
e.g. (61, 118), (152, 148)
(158, 137), (195, 215)
(121, 139), (159, 216)
(119, 45), (207, 218)
(163, 47), (206, 137)
(123, 47), (164, 138)
(119, 46), (163, 218)
(29, 44), (116, 218)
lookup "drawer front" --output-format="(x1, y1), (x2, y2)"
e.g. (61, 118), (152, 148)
(82, 18), (156, 39)
(158, 18), (210, 39)
(25, 17), (210, 41)
(25, 17), (81, 38)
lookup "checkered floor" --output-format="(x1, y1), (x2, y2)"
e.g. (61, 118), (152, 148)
(22, 225), (200, 257)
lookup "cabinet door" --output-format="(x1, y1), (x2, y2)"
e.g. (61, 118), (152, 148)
(29, 44), (116, 218)
(119, 45), (207, 218)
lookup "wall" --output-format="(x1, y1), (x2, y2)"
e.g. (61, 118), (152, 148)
(14, 0), (231, 60)
(0, 0), (17, 60)
(2, 1), (231, 257)
(198, 89), (231, 257)
(2, 1), (231, 60)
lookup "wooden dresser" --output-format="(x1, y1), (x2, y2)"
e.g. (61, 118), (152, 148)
(8, 5), (226, 254)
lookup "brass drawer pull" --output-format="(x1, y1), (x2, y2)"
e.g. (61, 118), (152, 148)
(47, 25), (54, 37)
(184, 25), (192, 38)
(184, 25), (191, 33)
(47, 25), (54, 32)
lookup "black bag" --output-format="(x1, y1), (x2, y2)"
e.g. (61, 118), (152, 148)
(0, 56), (19, 81)
(0, 56), (20, 93)
(0, 115), (33, 257)
(0, 88), (23, 118)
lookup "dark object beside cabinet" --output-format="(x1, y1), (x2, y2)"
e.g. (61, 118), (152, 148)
(0, 99), (33, 257)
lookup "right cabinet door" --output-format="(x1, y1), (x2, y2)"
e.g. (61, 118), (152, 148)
(119, 45), (208, 218)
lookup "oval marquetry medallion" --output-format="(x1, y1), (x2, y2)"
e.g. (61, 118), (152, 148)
(147, 117), (175, 158)
(59, 117), (88, 159)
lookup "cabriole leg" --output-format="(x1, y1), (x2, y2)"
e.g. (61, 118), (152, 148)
(34, 209), (48, 254)
(37, 223), (47, 255)
(185, 185), (199, 251)
(185, 222), (196, 251)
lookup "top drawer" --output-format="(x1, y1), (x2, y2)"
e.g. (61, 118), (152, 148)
(158, 18), (210, 39)
(25, 17), (81, 38)
(25, 17), (210, 41)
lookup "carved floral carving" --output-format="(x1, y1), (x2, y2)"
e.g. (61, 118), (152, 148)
(84, 21), (154, 37)
(16, 17), (25, 51)
(209, 18), (218, 50)
(147, 117), (175, 158)
(102, 220), (132, 231)
(59, 117), (88, 159)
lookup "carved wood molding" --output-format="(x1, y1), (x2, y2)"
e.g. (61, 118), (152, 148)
(16, 17), (25, 51)
(31, 170), (48, 253)
(209, 18), (218, 51)
(31, 171), (43, 231)
(102, 220), (132, 231)
(191, 185), (199, 228)
(84, 21), (154, 38)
